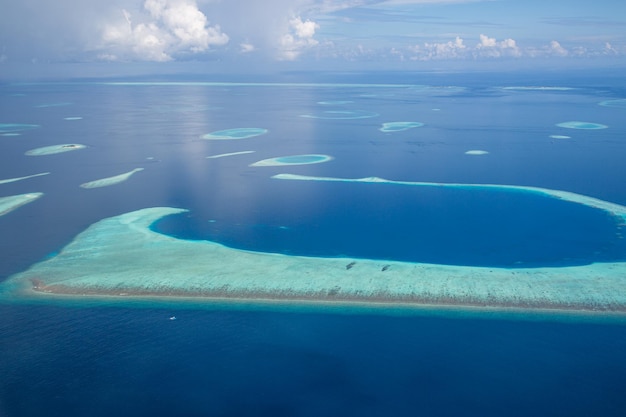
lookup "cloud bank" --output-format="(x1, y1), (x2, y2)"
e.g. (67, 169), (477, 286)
(0, 0), (623, 68)
(402, 34), (620, 61)
(100, 0), (228, 61)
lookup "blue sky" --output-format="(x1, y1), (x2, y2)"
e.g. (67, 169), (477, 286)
(1, 0), (625, 74)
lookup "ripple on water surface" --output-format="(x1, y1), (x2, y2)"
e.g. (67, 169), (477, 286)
(300, 110), (379, 120)
(317, 100), (354, 105)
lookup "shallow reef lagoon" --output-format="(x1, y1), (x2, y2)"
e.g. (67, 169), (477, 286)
(1, 70), (626, 416)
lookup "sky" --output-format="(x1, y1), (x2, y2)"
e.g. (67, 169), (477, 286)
(1, 0), (625, 76)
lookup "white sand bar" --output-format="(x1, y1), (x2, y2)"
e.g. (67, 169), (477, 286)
(465, 150), (489, 155)
(80, 168), (144, 189)
(5, 196), (626, 312)
(206, 151), (256, 159)
(0, 172), (50, 185)
(25, 144), (86, 156)
(550, 135), (571, 139)
(0, 193), (43, 217)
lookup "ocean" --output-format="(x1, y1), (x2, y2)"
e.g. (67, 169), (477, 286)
(1, 70), (626, 416)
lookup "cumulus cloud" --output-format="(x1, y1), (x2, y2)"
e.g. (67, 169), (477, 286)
(604, 42), (618, 55)
(278, 16), (320, 60)
(101, 0), (228, 61)
(410, 36), (467, 60)
(525, 40), (570, 58)
(548, 40), (568, 57)
(240, 42), (256, 53)
(407, 34), (590, 61)
(474, 34), (521, 57)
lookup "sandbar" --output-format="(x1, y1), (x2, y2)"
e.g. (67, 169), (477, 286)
(465, 150), (489, 155)
(80, 168), (144, 189)
(550, 135), (571, 139)
(250, 154), (333, 167)
(0, 172), (50, 185)
(25, 144), (86, 156)
(206, 151), (256, 159)
(5, 173), (626, 313)
(0, 193), (43, 217)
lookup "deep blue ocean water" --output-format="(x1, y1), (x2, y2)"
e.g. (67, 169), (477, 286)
(1, 303), (626, 417)
(1, 70), (626, 416)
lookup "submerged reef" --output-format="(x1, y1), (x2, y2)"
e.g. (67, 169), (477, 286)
(201, 128), (268, 140)
(0, 193), (43, 217)
(380, 122), (424, 132)
(0, 123), (39, 133)
(598, 99), (626, 108)
(556, 121), (608, 130)
(80, 168), (144, 189)
(0, 172), (49, 185)
(250, 154), (333, 167)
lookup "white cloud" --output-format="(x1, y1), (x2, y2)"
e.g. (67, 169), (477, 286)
(240, 42), (256, 53)
(408, 34), (543, 61)
(372, 0), (496, 6)
(548, 40), (568, 57)
(410, 36), (467, 60)
(101, 0), (228, 61)
(278, 16), (320, 60)
(474, 34), (521, 57)
(604, 42), (618, 55)
(525, 40), (569, 58)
